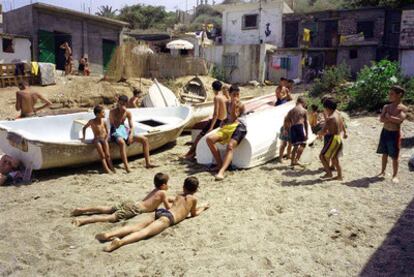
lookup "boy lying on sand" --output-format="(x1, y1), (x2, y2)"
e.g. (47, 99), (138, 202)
(82, 105), (115, 174)
(96, 176), (209, 252)
(377, 86), (407, 183)
(71, 173), (171, 226)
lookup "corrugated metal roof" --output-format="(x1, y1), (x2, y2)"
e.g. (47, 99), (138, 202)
(0, 32), (31, 39)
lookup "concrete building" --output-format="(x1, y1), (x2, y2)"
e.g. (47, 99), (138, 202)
(275, 7), (402, 82)
(400, 8), (414, 77)
(217, 0), (293, 46)
(0, 33), (31, 63)
(3, 3), (128, 73)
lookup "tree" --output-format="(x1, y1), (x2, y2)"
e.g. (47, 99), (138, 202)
(118, 4), (177, 30)
(293, 0), (345, 13)
(96, 5), (117, 18)
(346, 0), (414, 8)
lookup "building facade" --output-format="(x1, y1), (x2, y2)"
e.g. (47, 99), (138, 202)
(400, 8), (414, 77)
(3, 3), (128, 74)
(0, 33), (31, 63)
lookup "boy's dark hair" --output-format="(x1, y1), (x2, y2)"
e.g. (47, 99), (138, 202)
(133, 88), (142, 97)
(280, 77), (287, 81)
(118, 95), (129, 103)
(229, 84), (240, 94)
(184, 176), (199, 193)
(311, 104), (318, 112)
(391, 85), (405, 96)
(323, 98), (337, 111)
(212, 80), (223, 91)
(154, 173), (169, 188)
(93, 105), (104, 115)
(287, 79), (294, 84)
(18, 81), (27, 90)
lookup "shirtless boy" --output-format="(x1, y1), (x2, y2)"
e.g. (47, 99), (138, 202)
(72, 173), (171, 226)
(206, 85), (247, 180)
(285, 97), (308, 167)
(127, 88), (142, 108)
(185, 80), (227, 160)
(0, 155), (21, 186)
(60, 42), (72, 75)
(377, 86), (407, 183)
(81, 105), (114, 174)
(109, 95), (157, 172)
(96, 176), (209, 252)
(15, 81), (52, 118)
(279, 116), (292, 163)
(318, 98), (344, 180)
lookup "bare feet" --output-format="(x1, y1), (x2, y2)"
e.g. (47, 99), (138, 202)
(125, 166), (132, 173)
(392, 177), (399, 184)
(103, 238), (122, 252)
(95, 233), (110, 242)
(71, 209), (83, 217)
(145, 163), (159, 169)
(214, 174), (224, 181)
(377, 172), (386, 178)
(71, 219), (82, 227)
(321, 173), (333, 179)
(332, 176), (343, 181)
(184, 153), (195, 161)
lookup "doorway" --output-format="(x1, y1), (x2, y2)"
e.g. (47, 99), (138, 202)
(54, 31), (72, 71)
(102, 39), (117, 72)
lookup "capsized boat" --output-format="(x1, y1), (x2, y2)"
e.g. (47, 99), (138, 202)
(0, 106), (192, 170)
(179, 76), (207, 104)
(195, 102), (316, 169)
(142, 79), (180, 108)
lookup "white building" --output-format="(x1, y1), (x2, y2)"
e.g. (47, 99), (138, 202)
(400, 9), (414, 77)
(0, 33), (32, 63)
(217, 0), (293, 46)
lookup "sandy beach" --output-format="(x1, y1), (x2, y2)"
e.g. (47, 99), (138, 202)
(0, 84), (413, 276)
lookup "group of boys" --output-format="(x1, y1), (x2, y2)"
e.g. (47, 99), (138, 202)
(71, 173), (209, 252)
(83, 95), (156, 174)
(185, 81), (247, 180)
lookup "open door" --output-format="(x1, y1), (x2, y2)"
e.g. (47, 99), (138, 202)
(54, 31), (72, 71)
(102, 39), (117, 72)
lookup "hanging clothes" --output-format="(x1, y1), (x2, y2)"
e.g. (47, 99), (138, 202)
(303, 28), (311, 42)
(31, 62), (39, 76)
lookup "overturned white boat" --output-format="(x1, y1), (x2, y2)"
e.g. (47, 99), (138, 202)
(195, 102), (316, 169)
(142, 79), (180, 108)
(0, 106), (192, 170)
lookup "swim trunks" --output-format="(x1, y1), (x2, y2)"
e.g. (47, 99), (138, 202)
(110, 124), (131, 145)
(321, 134), (343, 159)
(155, 208), (175, 225)
(231, 122), (247, 144)
(275, 98), (288, 106)
(113, 201), (145, 221)
(200, 119), (223, 136)
(377, 128), (401, 159)
(290, 124), (306, 146)
(279, 126), (290, 142)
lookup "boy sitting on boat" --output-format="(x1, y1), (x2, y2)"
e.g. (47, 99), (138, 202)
(15, 81), (52, 118)
(109, 95), (157, 172)
(285, 97), (309, 167)
(206, 85), (247, 181)
(127, 88), (142, 108)
(318, 98), (345, 181)
(185, 80), (228, 160)
(81, 105), (115, 174)
(96, 176), (209, 252)
(377, 86), (407, 184)
(71, 173), (172, 226)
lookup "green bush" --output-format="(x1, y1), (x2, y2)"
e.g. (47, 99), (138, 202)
(402, 77), (414, 105)
(309, 63), (351, 97)
(210, 65), (226, 82)
(346, 60), (401, 111)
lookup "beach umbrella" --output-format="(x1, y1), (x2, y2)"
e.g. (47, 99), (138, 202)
(166, 40), (194, 50)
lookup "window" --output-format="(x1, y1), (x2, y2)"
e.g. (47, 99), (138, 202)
(2, 38), (14, 53)
(242, 14), (258, 30)
(350, 49), (358, 59)
(357, 21), (374, 38)
(223, 53), (238, 68)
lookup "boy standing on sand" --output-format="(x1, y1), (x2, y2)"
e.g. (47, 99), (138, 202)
(318, 98), (344, 180)
(127, 88), (142, 108)
(279, 116), (292, 163)
(377, 86), (407, 183)
(109, 95), (157, 172)
(206, 85), (247, 180)
(15, 81), (52, 118)
(72, 173), (171, 226)
(185, 80), (228, 160)
(96, 176), (209, 252)
(285, 97), (309, 167)
(81, 105), (115, 174)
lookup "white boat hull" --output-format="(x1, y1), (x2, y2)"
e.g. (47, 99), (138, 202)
(142, 79), (180, 108)
(0, 106), (192, 170)
(196, 102), (316, 169)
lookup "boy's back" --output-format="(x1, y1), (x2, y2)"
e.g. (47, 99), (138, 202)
(168, 194), (197, 224)
(140, 189), (169, 212)
(325, 112), (341, 135)
(288, 105), (307, 126)
(214, 93), (228, 121)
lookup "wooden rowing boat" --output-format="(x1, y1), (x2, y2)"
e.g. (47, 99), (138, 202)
(195, 102), (316, 169)
(180, 76), (207, 104)
(0, 106), (192, 170)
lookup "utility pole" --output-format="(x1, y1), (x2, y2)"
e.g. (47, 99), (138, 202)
(258, 0), (262, 44)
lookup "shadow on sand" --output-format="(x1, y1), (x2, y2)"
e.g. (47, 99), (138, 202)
(401, 136), (414, 148)
(359, 198), (414, 276)
(342, 176), (384, 188)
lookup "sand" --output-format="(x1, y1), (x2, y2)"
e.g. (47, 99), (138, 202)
(0, 82), (413, 276)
